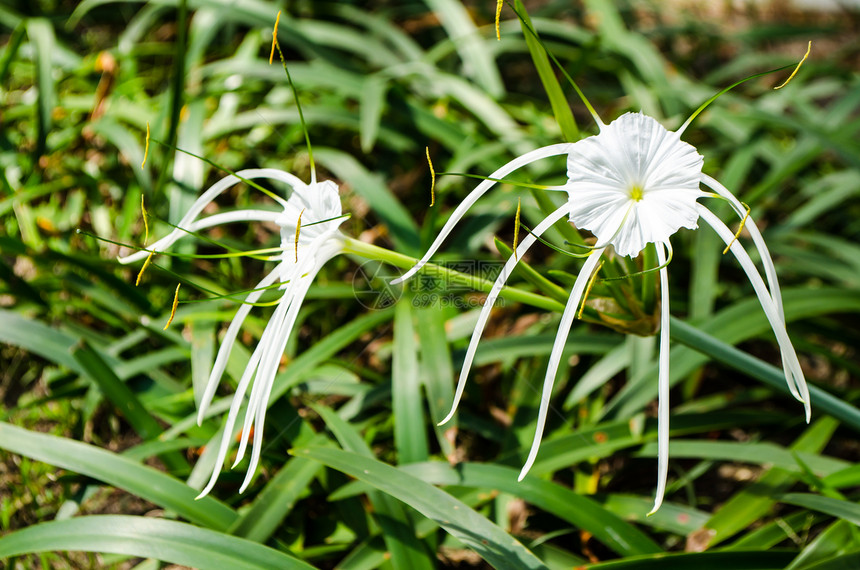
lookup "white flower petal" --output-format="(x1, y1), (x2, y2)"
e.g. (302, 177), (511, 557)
(438, 202), (574, 426)
(650, 243), (671, 515)
(519, 249), (605, 480)
(197, 266), (281, 425)
(700, 174), (795, 383)
(698, 206), (810, 419)
(119, 169), (298, 264)
(392, 143), (575, 285)
(232, 292), (293, 467)
(126, 167), (347, 497)
(238, 271), (317, 493)
(195, 335), (266, 499)
(566, 112), (706, 258)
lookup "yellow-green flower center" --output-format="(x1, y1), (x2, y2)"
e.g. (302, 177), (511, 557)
(630, 185), (644, 202)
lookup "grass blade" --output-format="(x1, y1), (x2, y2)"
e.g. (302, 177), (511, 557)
(0, 422), (236, 530)
(294, 446), (548, 570)
(0, 515), (313, 569)
(400, 461), (662, 556)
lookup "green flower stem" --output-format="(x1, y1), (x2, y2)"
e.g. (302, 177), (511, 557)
(341, 237), (565, 313)
(640, 243), (657, 315)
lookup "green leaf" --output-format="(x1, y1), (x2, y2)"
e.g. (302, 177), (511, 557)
(72, 340), (188, 472)
(393, 299), (430, 463)
(399, 461), (662, 556)
(0, 422), (236, 531)
(359, 75), (387, 152)
(786, 520), (860, 570)
(26, 18), (56, 157)
(313, 405), (437, 570)
(604, 288), (860, 430)
(512, 0), (578, 140)
(314, 147), (420, 253)
(781, 493), (860, 527)
(0, 309), (82, 374)
(671, 318), (860, 433)
(701, 417), (839, 547)
(0, 515), (314, 569)
(423, 0), (504, 98)
(637, 440), (847, 477)
(580, 551), (793, 569)
(415, 306), (456, 456)
(294, 446), (548, 570)
(599, 494), (708, 535)
(229, 453), (323, 542)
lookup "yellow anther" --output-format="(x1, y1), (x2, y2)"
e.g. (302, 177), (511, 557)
(630, 185), (644, 202)
(512, 197), (521, 260)
(295, 208), (304, 263)
(141, 122), (150, 169)
(774, 41), (811, 90)
(577, 259), (603, 320)
(164, 283), (181, 330)
(426, 146), (436, 207)
(136, 250), (155, 286)
(722, 206), (751, 255)
(495, 0), (503, 41)
(141, 195), (149, 246)
(270, 11), (281, 65)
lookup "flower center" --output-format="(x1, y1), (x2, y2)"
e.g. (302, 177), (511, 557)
(629, 185), (644, 202)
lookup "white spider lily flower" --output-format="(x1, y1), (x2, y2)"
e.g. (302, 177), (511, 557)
(394, 111), (810, 513)
(119, 168), (346, 497)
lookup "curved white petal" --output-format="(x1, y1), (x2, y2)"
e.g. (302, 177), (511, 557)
(233, 250), (321, 466)
(438, 202), (574, 426)
(391, 143), (575, 285)
(119, 169), (301, 264)
(195, 333), (267, 499)
(196, 266), (281, 425)
(701, 174), (784, 317)
(650, 243), (671, 514)
(518, 249), (605, 480)
(698, 206), (810, 420)
(233, 292), (293, 468)
(238, 271), (317, 493)
(700, 173), (794, 394)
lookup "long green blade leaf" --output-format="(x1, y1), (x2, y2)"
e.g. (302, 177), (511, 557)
(0, 515), (314, 569)
(0, 422), (236, 531)
(294, 446), (548, 570)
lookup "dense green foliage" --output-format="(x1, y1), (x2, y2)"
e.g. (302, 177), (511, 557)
(1, 0), (860, 568)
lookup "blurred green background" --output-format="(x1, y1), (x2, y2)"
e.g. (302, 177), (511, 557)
(1, 0), (860, 568)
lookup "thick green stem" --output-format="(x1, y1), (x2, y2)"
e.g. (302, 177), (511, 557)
(341, 237), (565, 313)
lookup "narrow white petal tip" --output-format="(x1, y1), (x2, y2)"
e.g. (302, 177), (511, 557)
(647, 503), (661, 517)
(391, 266), (420, 285)
(437, 408), (457, 427)
(517, 464), (531, 482)
(194, 491), (207, 501)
